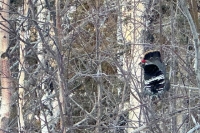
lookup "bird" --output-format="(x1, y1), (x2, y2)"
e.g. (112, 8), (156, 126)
(139, 50), (170, 98)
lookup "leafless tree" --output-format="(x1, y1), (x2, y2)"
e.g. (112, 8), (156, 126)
(0, 0), (13, 132)
(1, 0), (200, 132)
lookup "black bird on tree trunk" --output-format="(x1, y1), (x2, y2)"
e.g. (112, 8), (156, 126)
(139, 50), (170, 99)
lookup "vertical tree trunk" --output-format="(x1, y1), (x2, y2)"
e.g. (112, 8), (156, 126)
(180, 1), (200, 132)
(94, 1), (102, 132)
(117, 0), (145, 132)
(18, 0), (29, 131)
(37, 1), (47, 131)
(36, 0), (60, 132)
(179, 0), (200, 88)
(55, 0), (65, 131)
(55, 0), (68, 132)
(37, 0), (53, 132)
(0, 0), (12, 131)
(169, 1), (178, 132)
(119, 0), (144, 132)
(95, 65), (102, 133)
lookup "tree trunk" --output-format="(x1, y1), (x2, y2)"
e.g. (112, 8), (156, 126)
(18, 0), (29, 131)
(179, 0), (200, 88)
(94, 1), (103, 132)
(0, 0), (12, 131)
(37, 0), (57, 132)
(118, 0), (145, 132)
(38, 1), (48, 132)
(55, 0), (67, 132)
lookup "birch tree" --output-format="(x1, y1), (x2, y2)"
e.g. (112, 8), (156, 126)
(1, 0), (200, 132)
(127, 1), (145, 132)
(18, 0), (29, 131)
(33, 0), (61, 132)
(0, 0), (12, 131)
(117, 0), (145, 132)
(37, 0), (51, 131)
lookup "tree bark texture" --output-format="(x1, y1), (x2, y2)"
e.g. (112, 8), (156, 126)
(0, 0), (12, 131)
(18, 0), (29, 131)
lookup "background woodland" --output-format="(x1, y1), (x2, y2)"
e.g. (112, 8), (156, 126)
(0, 0), (200, 133)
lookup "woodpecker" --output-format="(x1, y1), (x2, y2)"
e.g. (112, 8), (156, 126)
(140, 50), (170, 97)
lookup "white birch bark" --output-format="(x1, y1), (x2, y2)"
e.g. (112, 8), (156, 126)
(17, 1), (29, 131)
(37, 0), (47, 131)
(118, 0), (145, 132)
(0, 0), (12, 131)
(36, 0), (59, 132)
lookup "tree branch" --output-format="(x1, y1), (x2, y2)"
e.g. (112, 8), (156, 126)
(179, 0), (200, 88)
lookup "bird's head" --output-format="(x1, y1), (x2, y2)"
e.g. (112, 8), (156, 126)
(139, 59), (147, 67)
(139, 59), (155, 69)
